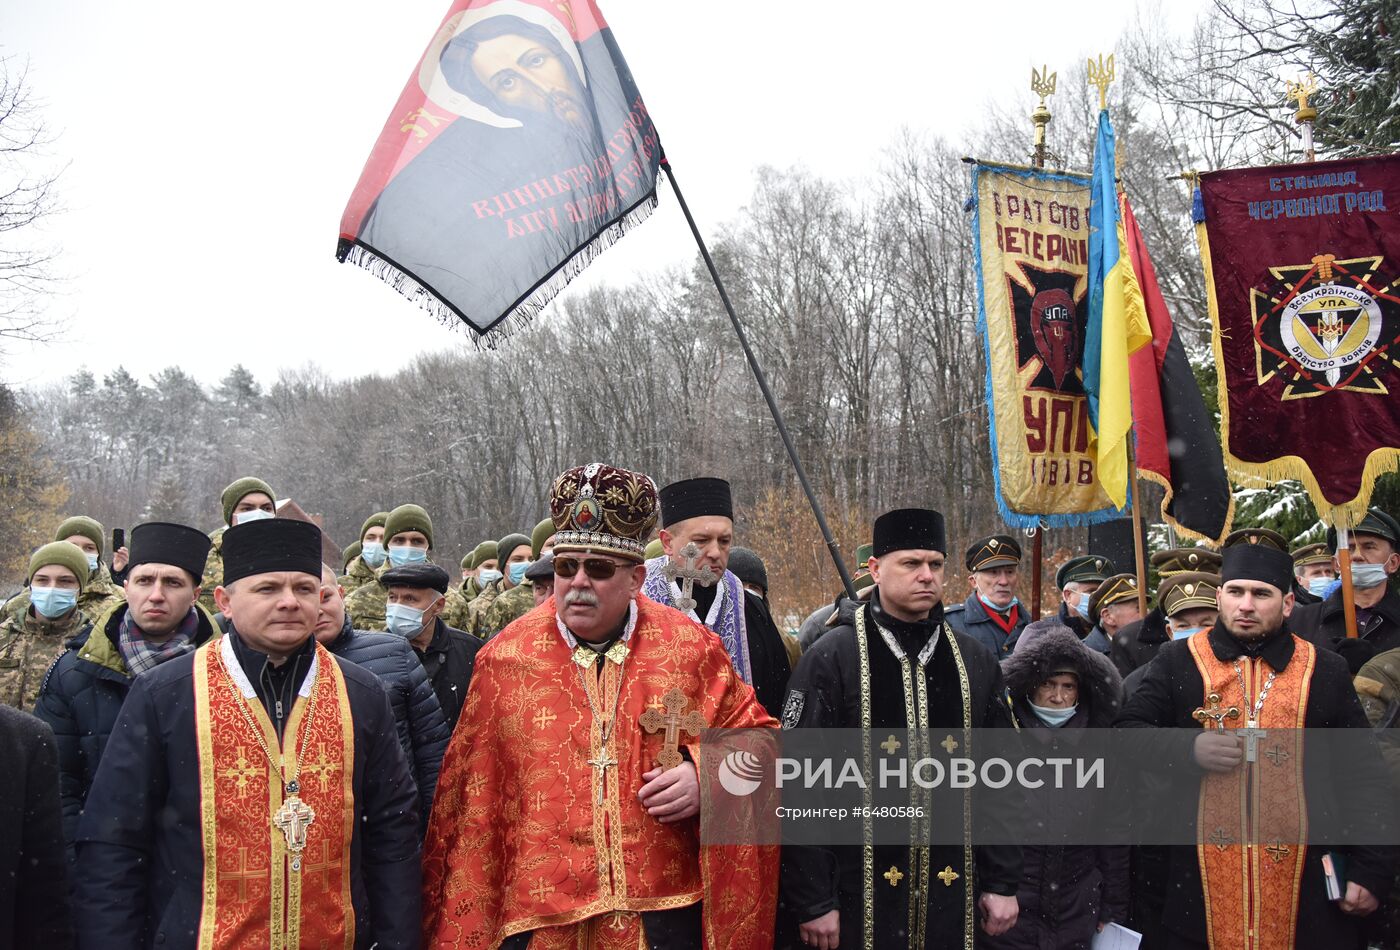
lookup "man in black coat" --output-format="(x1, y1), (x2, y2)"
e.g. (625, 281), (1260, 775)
(1116, 543), (1392, 950)
(1111, 548), (1221, 677)
(1291, 507), (1400, 673)
(35, 522), (217, 845)
(1054, 553), (1114, 642)
(315, 565), (450, 822)
(385, 562), (482, 732)
(781, 507), (1022, 949)
(74, 518), (421, 950)
(0, 704), (72, 949)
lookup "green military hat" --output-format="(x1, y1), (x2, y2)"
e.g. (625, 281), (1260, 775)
(471, 540), (499, 569)
(1089, 573), (1142, 625)
(55, 515), (105, 555)
(461, 551), (474, 571)
(1328, 507), (1400, 549)
(360, 511), (389, 541)
(854, 543), (874, 567)
(966, 534), (1021, 572)
(29, 541), (91, 591)
(1158, 571), (1220, 617)
(497, 532), (531, 563)
(344, 540), (362, 571)
(1291, 542), (1331, 569)
(1223, 527), (1288, 551)
(644, 538), (664, 561)
(531, 517), (556, 560)
(1150, 548), (1222, 576)
(220, 476), (276, 527)
(385, 504), (434, 548)
(1055, 554), (1114, 589)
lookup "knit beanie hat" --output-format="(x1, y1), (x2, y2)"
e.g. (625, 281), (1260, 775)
(385, 504), (434, 548)
(221, 477), (276, 526)
(497, 533), (531, 565)
(55, 515), (105, 555)
(471, 540), (498, 569)
(531, 517), (556, 560)
(344, 540), (362, 570)
(29, 542), (91, 591)
(360, 511), (389, 541)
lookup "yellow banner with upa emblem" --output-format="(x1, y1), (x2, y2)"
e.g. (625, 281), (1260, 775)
(971, 162), (1118, 526)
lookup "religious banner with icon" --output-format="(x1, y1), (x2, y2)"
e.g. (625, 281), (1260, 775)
(1195, 153), (1400, 527)
(970, 161), (1119, 528)
(337, 0), (662, 344)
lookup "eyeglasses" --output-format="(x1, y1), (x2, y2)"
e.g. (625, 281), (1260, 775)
(554, 556), (626, 580)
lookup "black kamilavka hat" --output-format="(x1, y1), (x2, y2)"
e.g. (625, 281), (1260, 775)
(873, 508), (946, 558)
(222, 519), (324, 586)
(128, 522), (213, 582)
(660, 477), (734, 527)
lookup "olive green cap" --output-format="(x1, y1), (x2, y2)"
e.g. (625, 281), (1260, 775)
(360, 511), (389, 542)
(385, 504), (434, 548)
(531, 517), (556, 560)
(220, 477), (276, 527)
(55, 516), (104, 555)
(29, 541), (91, 591)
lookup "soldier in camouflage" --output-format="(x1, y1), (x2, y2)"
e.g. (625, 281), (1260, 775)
(1, 542), (93, 711)
(344, 503), (473, 631)
(460, 541), (499, 605)
(474, 519), (556, 639)
(198, 476), (277, 613)
(339, 511), (389, 596)
(464, 530), (532, 638)
(4, 516), (126, 625)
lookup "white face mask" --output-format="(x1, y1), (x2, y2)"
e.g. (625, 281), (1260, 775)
(233, 509), (274, 526)
(85, 552), (100, 572)
(1351, 562), (1390, 590)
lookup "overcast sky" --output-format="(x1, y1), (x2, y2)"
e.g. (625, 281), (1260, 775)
(3, 0), (1206, 391)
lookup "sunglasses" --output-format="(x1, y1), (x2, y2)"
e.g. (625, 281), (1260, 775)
(553, 556), (627, 580)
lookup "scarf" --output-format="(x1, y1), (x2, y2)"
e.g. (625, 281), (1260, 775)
(118, 607), (200, 676)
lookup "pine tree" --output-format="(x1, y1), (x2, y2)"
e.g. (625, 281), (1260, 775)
(1313, 0), (1400, 154)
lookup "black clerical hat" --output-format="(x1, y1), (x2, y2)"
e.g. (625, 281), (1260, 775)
(660, 477), (734, 527)
(128, 522), (212, 583)
(872, 508), (946, 558)
(222, 519), (323, 586)
(1220, 544), (1293, 595)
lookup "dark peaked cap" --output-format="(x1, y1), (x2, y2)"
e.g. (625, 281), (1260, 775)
(660, 478), (733, 527)
(1221, 544), (1294, 595)
(128, 522), (212, 582)
(381, 562), (451, 595)
(873, 508), (946, 558)
(222, 518), (323, 586)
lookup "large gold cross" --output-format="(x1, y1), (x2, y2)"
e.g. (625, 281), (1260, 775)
(219, 846), (266, 903)
(1192, 693), (1241, 729)
(220, 747), (261, 799)
(274, 795), (315, 858)
(301, 743), (338, 794)
(640, 689), (707, 770)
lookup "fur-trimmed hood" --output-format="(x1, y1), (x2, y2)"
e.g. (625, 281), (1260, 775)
(1001, 622), (1123, 727)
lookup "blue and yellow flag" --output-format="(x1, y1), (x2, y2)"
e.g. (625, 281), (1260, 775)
(1083, 109), (1151, 508)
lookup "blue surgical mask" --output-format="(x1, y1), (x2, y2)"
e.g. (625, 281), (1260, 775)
(384, 601), (429, 638)
(233, 508), (274, 526)
(360, 541), (387, 569)
(1029, 701), (1077, 728)
(1172, 626), (1206, 641)
(1072, 594), (1091, 620)
(477, 568), (503, 587)
(508, 561), (531, 585)
(1351, 562), (1390, 590)
(979, 593), (1019, 613)
(388, 545), (427, 568)
(31, 586), (78, 619)
(85, 553), (99, 573)
(1307, 577), (1334, 597)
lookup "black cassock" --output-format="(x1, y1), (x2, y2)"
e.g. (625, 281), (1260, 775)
(780, 592), (1022, 949)
(689, 581), (791, 720)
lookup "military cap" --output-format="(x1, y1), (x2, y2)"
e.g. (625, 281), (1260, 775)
(380, 562), (451, 595)
(728, 547), (768, 592)
(497, 533), (531, 565)
(29, 541), (92, 591)
(966, 535), (1021, 572)
(644, 538), (665, 561)
(1158, 571), (1220, 617)
(360, 511), (389, 541)
(1223, 527), (1288, 551)
(854, 543), (874, 567)
(1328, 507), (1400, 549)
(55, 516), (105, 555)
(550, 463), (659, 562)
(1089, 573), (1142, 625)
(1291, 542), (1331, 569)
(344, 540), (362, 570)
(1150, 548), (1222, 576)
(1056, 554), (1114, 589)
(385, 504), (434, 548)
(524, 552), (555, 582)
(531, 517), (556, 560)
(220, 476), (276, 527)
(470, 541), (498, 569)
(460, 550), (474, 571)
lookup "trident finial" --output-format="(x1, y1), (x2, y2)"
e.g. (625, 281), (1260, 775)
(1286, 72), (1319, 124)
(1031, 65), (1056, 161)
(1087, 53), (1115, 111)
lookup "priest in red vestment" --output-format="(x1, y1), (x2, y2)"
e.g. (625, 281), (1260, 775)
(422, 462), (779, 949)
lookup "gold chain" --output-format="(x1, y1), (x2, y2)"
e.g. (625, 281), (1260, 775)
(217, 648), (321, 793)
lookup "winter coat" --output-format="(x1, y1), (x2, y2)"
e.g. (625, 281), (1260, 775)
(475, 579), (535, 639)
(33, 601), (218, 846)
(1291, 585), (1400, 673)
(325, 617), (450, 820)
(991, 626), (1130, 950)
(337, 555), (379, 596)
(1108, 608), (1169, 677)
(412, 618), (483, 731)
(0, 704), (72, 949)
(0, 607), (90, 713)
(343, 562), (474, 633)
(945, 592), (1028, 658)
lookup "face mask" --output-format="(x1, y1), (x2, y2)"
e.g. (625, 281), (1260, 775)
(1072, 594), (1091, 620)
(85, 553), (100, 573)
(1029, 701), (1077, 728)
(233, 509), (274, 526)
(1307, 577), (1335, 597)
(360, 541), (387, 568)
(1172, 626), (1206, 641)
(477, 568), (503, 587)
(388, 545), (428, 568)
(979, 593), (1019, 613)
(384, 601), (431, 638)
(1351, 562), (1390, 590)
(31, 586), (78, 619)
(508, 561), (531, 585)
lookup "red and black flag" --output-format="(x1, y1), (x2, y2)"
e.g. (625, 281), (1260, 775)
(337, 0), (661, 344)
(1123, 196), (1233, 543)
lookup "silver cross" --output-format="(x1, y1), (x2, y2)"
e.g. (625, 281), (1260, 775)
(1236, 721), (1268, 763)
(661, 542), (717, 613)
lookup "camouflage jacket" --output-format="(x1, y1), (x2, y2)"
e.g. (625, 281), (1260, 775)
(338, 556), (379, 597)
(343, 560), (473, 632)
(198, 526), (227, 613)
(4, 563), (126, 628)
(1356, 647), (1400, 790)
(475, 580), (535, 639)
(0, 606), (90, 712)
(463, 579), (507, 638)
(459, 577), (483, 605)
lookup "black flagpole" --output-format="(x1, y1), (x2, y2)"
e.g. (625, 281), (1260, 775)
(661, 154), (858, 599)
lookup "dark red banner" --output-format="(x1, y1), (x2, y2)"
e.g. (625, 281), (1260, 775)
(1199, 154), (1400, 524)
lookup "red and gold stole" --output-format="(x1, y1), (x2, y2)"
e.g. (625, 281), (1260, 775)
(193, 636), (356, 950)
(1188, 631), (1315, 950)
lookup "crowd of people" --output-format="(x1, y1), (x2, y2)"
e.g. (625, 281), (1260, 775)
(1, 467), (1398, 949)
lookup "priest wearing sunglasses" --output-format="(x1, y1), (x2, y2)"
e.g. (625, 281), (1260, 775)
(422, 463), (780, 949)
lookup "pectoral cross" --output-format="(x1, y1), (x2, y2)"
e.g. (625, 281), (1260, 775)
(1192, 693), (1241, 729)
(273, 795), (316, 870)
(587, 748), (618, 804)
(640, 688), (707, 770)
(662, 543), (717, 614)
(1236, 721), (1268, 763)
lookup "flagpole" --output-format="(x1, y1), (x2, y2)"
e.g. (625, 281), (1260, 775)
(1026, 64), (1056, 621)
(660, 155), (858, 599)
(1128, 445), (1149, 615)
(1334, 517), (1360, 639)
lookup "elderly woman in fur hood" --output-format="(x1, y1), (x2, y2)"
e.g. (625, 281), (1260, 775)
(986, 620), (1130, 950)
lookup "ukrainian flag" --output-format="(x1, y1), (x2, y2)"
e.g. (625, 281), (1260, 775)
(1083, 109), (1151, 509)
